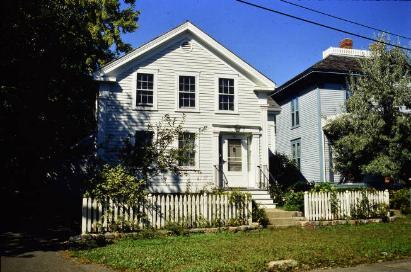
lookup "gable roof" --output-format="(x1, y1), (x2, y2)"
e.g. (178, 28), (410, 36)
(272, 55), (363, 102)
(95, 21), (275, 90)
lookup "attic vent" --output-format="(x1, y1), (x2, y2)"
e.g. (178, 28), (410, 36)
(180, 41), (192, 52)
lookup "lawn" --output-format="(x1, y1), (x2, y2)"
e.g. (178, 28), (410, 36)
(71, 217), (411, 272)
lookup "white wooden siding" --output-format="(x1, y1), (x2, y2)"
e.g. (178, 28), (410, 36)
(97, 34), (265, 192)
(275, 87), (321, 182)
(320, 88), (346, 183)
(319, 88), (346, 116)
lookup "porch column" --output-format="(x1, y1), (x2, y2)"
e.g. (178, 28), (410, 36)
(260, 104), (269, 168)
(251, 132), (261, 188)
(212, 131), (220, 188)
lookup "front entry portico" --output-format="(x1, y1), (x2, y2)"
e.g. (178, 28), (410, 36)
(212, 124), (265, 189)
(221, 134), (249, 187)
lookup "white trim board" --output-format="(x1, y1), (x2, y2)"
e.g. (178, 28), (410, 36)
(95, 21), (275, 90)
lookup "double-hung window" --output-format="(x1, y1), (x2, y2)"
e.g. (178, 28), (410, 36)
(179, 76), (196, 109)
(218, 78), (235, 111)
(178, 132), (196, 167)
(134, 130), (154, 150)
(136, 73), (154, 107)
(291, 97), (299, 127)
(291, 138), (301, 170)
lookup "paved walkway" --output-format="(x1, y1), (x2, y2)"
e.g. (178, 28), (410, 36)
(310, 259), (411, 272)
(1, 232), (114, 272)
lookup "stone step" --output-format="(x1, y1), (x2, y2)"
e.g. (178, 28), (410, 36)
(267, 223), (299, 228)
(268, 218), (300, 225)
(266, 210), (300, 218)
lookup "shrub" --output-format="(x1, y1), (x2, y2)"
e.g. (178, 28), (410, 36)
(87, 164), (146, 206)
(283, 191), (304, 211)
(268, 152), (311, 205)
(390, 189), (411, 215)
(164, 222), (189, 236)
(252, 200), (269, 227)
(311, 182), (335, 192)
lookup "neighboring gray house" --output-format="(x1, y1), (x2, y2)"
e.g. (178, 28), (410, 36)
(272, 42), (369, 183)
(94, 21), (280, 204)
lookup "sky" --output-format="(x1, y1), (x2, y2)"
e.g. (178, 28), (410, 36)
(121, 0), (411, 86)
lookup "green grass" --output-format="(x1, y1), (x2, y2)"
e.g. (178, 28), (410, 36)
(71, 217), (411, 272)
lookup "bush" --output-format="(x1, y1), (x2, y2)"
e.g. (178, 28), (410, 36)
(311, 182), (335, 192)
(87, 164), (146, 206)
(164, 222), (189, 236)
(283, 191), (304, 211)
(268, 152), (311, 205)
(252, 200), (269, 227)
(390, 189), (411, 215)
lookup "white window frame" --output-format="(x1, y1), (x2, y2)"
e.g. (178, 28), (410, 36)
(291, 97), (300, 128)
(175, 72), (200, 112)
(133, 68), (158, 111)
(214, 74), (239, 114)
(291, 138), (301, 170)
(177, 129), (200, 170)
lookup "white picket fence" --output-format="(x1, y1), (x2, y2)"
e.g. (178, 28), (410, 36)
(82, 193), (252, 234)
(304, 190), (389, 221)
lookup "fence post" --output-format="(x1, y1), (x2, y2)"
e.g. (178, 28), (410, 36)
(81, 197), (87, 234)
(304, 192), (308, 220)
(248, 195), (252, 225)
(384, 189), (390, 218)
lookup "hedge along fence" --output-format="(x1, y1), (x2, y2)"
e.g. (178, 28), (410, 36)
(304, 190), (389, 221)
(82, 193), (252, 234)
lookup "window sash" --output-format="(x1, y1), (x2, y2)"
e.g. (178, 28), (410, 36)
(291, 98), (299, 127)
(178, 132), (196, 166)
(135, 131), (154, 150)
(291, 139), (301, 169)
(218, 78), (235, 111)
(179, 76), (196, 108)
(137, 73), (154, 106)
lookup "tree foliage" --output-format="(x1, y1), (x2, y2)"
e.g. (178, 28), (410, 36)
(121, 114), (206, 182)
(325, 37), (411, 183)
(88, 114), (205, 201)
(0, 0), (139, 194)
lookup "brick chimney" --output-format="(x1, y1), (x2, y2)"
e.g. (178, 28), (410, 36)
(339, 38), (353, 49)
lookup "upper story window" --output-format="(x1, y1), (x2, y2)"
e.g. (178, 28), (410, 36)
(218, 78), (235, 111)
(136, 73), (154, 107)
(179, 76), (196, 108)
(291, 138), (301, 170)
(178, 132), (196, 167)
(291, 97), (299, 127)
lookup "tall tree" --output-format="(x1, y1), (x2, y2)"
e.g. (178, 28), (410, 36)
(325, 38), (411, 184)
(0, 0), (140, 194)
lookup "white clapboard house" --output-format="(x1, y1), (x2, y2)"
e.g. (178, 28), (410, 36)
(94, 21), (280, 207)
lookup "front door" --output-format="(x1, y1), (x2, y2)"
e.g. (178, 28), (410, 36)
(221, 135), (248, 188)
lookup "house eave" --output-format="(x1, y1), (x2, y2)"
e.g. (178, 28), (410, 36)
(93, 75), (117, 82)
(97, 21), (275, 90)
